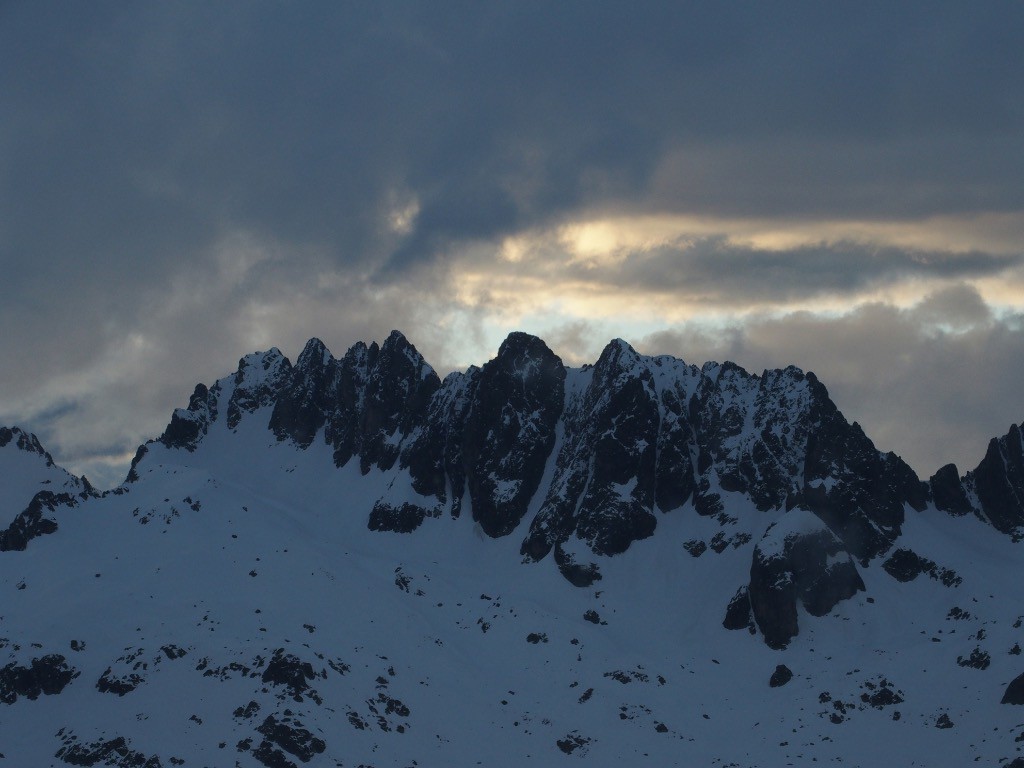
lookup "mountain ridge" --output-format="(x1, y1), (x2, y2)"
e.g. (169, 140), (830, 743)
(3, 330), (1024, 766)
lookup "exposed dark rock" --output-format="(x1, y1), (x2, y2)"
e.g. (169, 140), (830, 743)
(799, 391), (927, 563)
(462, 332), (565, 538)
(556, 732), (591, 755)
(0, 491), (76, 551)
(234, 700), (261, 719)
(748, 510), (865, 650)
(414, 369), (478, 517)
(522, 339), (656, 559)
(723, 586), (754, 631)
(367, 502), (433, 534)
(882, 548), (929, 582)
(1002, 672), (1024, 704)
(882, 548), (963, 587)
(357, 331), (440, 474)
(269, 339), (337, 449)
(654, 385), (696, 511)
(769, 664), (793, 687)
(693, 492), (725, 518)
(935, 713), (954, 729)
(227, 349), (290, 430)
(861, 685), (904, 708)
(145, 334), (443, 490)
(159, 645), (187, 660)
(322, 340), (375, 468)
(929, 463), (972, 516)
(966, 423), (1024, 537)
(262, 649), (320, 703)
(0, 654), (78, 704)
(55, 732), (161, 767)
(96, 667), (143, 696)
(552, 543), (602, 587)
(0, 426), (59, 464)
(692, 364), (810, 513)
(683, 539), (707, 557)
(255, 714), (326, 763)
(957, 648), (991, 670)
(160, 383), (217, 451)
(125, 445), (148, 484)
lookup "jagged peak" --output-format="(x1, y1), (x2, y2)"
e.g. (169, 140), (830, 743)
(233, 347), (290, 384)
(383, 329), (409, 346)
(492, 332), (562, 376)
(592, 338), (646, 385)
(295, 337), (333, 370)
(0, 425), (50, 459)
(184, 383), (212, 412)
(760, 364), (807, 383)
(715, 359), (752, 381)
(599, 336), (640, 361)
(238, 346), (286, 366)
(497, 330), (545, 354)
(378, 330), (436, 382)
(340, 339), (373, 368)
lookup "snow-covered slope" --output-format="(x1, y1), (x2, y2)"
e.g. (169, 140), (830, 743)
(3, 331), (1024, 767)
(0, 425), (93, 552)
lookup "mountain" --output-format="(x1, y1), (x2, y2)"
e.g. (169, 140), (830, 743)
(3, 331), (1024, 767)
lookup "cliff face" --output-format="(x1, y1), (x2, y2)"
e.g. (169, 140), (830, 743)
(930, 423), (1024, 540)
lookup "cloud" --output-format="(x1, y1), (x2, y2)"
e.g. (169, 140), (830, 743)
(2, 3), (1023, 487)
(637, 285), (1024, 477)
(561, 238), (1022, 306)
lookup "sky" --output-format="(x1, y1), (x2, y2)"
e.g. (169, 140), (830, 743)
(2, 1), (1023, 489)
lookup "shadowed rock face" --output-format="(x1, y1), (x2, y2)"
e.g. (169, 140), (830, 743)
(0, 491), (77, 552)
(0, 654), (79, 704)
(965, 423), (1024, 537)
(462, 332), (565, 538)
(357, 330), (441, 474)
(746, 509), (865, 650)
(229, 349), (291, 431)
(269, 340), (333, 448)
(0, 426), (54, 461)
(930, 463), (973, 517)
(925, 421), (1024, 540)
(160, 383), (218, 452)
(521, 339), (660, 560)
(1002, 672), (1024, 705)
(796, 375), (928, 563)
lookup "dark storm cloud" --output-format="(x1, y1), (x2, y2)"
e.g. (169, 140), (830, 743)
(563, 238), (1023, 304)
(2, 1), (1023, 481)
(637, 285), (1024, 478)
(4, 2), (1023, 292)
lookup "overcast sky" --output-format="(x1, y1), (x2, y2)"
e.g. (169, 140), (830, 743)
(2, 2), (1023, 488)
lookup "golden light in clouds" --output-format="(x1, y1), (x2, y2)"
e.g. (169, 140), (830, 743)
(446, 209), (1024, 362)
(555, 211), (1024, 259)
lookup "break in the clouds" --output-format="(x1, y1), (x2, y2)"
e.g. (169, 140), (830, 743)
(1, 2), (1023, 486)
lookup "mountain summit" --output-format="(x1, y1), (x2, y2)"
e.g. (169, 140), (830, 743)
(3, 331), (1024, 766)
